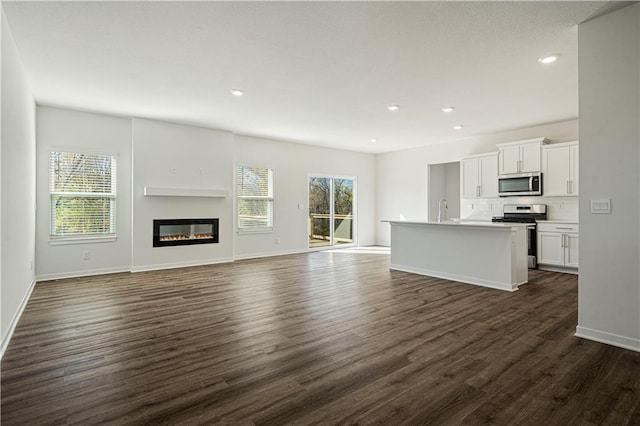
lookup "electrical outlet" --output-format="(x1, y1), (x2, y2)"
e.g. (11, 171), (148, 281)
(275, 237), (281, 244)
(82, 251), (91, 260)
(171, 166), (177, 174)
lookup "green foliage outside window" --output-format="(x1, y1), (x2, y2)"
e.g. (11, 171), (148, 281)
(50, 152), (117, 237)
(308, 177), (353, 240)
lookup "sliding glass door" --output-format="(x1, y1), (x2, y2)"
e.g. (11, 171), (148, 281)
(308, 176), (355, 248)
(333, 178), (354, 246)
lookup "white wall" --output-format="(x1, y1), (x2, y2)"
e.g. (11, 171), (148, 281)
(375, 119), (579, 245)
(445, 162), (460, 220)
(36, 107), (132, 279)
(131, 118), (234, 271)
(33, 108), (375, 274)
(1, 10), (36, 352)
(427, 163), (446, 222)
(234, 135), (376, 259)
(576, 3), (640, 351)
(1, 5), (4, 351)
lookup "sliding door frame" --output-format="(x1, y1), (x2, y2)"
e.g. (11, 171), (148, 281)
(307, 174), (357, 251)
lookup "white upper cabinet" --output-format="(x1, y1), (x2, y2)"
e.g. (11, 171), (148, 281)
(480, 155), (499, 198)
(499, 145), (521, 174)
(461, 156), (480, 198)
(461, 152), (498, 199)
(497, 137), (548, 175)
(542, 141), (579, 196)
(570, 144), (579, 195)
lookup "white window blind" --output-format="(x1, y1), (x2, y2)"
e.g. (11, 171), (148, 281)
(236, 165), (273, 232)
(49, 151), (117, 237)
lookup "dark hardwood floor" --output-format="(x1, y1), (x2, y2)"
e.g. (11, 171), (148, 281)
(2, 250), (639, 425)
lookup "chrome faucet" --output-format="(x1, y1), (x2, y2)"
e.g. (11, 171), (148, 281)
(437, 198), (448, 223)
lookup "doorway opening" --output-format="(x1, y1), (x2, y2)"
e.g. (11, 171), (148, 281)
(308, 176), (356, 248)
(427, 162), (460, 221)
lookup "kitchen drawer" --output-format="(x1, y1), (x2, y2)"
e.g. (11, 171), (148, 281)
(537, 222), (579, 233)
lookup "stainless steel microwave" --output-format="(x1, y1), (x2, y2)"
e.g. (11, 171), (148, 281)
(498, 172), (542, 197)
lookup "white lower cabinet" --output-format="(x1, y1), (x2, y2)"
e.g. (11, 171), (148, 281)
(564, 233), (579, 268)
(537, 222), (579, 272)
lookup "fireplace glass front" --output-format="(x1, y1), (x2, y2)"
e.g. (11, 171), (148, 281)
(153, 218), (219, 247)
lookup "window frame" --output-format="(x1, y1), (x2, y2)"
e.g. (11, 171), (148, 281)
(236, 164), (274, 234)
(48, 150), (118, 243)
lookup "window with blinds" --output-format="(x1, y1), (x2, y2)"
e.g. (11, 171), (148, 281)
(236, 165), (273, 232)
(49, 151), (117, 238)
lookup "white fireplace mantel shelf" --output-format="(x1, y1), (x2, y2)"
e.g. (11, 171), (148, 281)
(143, 186), (229, 198)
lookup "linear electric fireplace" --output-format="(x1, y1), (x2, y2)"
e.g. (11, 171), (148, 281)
(153, 218), (219, 247)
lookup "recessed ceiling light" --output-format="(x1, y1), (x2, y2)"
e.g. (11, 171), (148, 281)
(370, 138), (377, 143)
(441, 107), (455, 113)
(231, 89), (244, 96)
(387, 105), (399, 111)
(538, 54), (559, 64)
(453, 125), (464, 130)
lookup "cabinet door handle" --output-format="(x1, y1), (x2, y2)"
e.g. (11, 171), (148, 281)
(555, 227), (573, 230)
(567, 181), (570, 194)
(569, 180), (573, 194)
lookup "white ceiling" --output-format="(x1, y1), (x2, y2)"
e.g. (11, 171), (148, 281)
(2, 1), (630, 153)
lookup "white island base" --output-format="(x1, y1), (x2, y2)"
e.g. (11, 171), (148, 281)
(386, 220), (529, 292)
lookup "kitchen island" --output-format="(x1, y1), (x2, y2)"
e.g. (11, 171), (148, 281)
(384, 220), (530, 291)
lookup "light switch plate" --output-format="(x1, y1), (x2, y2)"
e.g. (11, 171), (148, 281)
(590, 198), (611, 214)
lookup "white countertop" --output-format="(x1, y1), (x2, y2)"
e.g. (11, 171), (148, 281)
(537, 220), (579, 224)
(382, 219), (531, 229)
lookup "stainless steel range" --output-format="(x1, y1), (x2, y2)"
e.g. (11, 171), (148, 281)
(492, 204), (547, 269)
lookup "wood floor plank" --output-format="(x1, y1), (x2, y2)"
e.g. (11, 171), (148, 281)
(2, 251), (639, 425)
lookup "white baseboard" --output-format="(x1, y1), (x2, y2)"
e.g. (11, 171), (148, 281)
(538, 265), (579, 275)
(575, 326), (640, 353)
(390, 263), (520, 292)
(1, 279), (37, 360)
(234, 249), (308, 261)
(130, 257), (234, 273)
(37, 266), (131, 282)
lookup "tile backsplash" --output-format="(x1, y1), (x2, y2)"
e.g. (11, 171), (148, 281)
(460, 196), (579, 222)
